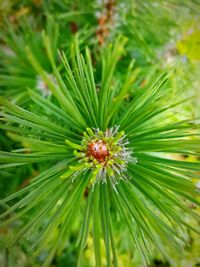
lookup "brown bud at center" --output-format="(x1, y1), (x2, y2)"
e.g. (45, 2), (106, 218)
(87, 140), (109, 162)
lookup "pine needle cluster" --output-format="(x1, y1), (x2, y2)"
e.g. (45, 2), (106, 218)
(0, 1), (200, 267)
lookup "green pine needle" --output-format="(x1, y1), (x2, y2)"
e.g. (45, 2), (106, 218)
(0, 36), (200, 267)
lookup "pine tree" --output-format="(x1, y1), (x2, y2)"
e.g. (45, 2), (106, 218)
(0, 1), (200, 267)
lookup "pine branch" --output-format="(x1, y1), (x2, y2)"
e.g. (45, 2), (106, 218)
(0, 36), (199, 267)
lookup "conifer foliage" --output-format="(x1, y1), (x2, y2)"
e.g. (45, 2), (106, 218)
(0, 1), (200, 267)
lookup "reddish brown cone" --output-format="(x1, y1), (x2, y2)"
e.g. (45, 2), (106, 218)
(87, 140), (109, 162)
